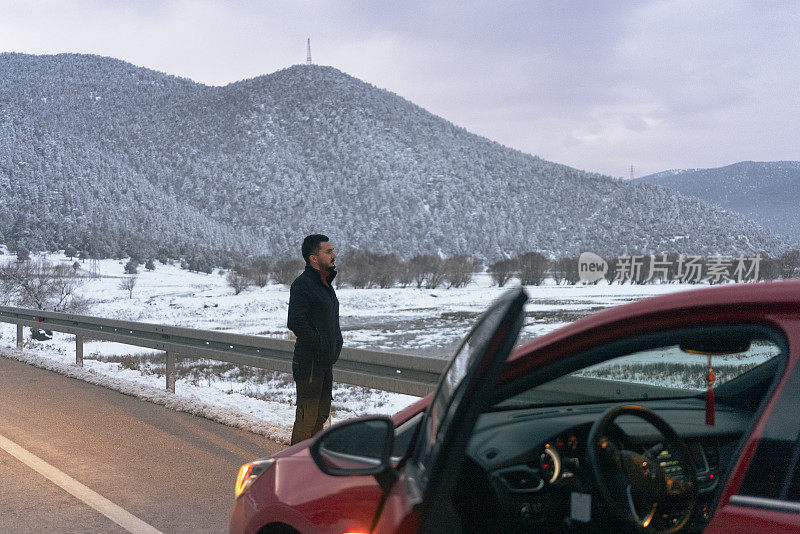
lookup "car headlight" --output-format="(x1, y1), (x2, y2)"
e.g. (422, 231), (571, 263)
(235, 458), (275, 499)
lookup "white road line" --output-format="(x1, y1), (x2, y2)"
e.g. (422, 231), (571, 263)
(0, 432), (165, 534)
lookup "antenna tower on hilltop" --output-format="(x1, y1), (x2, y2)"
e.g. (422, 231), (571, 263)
(306, 38), (312, 65)
(630, 165), (635, 180)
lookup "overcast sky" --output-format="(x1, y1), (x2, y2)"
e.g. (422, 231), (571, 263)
(2, 0), (798, 177)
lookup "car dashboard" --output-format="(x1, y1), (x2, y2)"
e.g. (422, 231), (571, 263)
(463, 398), (750, 532)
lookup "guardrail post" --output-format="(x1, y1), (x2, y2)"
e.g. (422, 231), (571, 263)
(166, 351), (176, 393)
(16, 324), (23, 348)
(75, 335), (83, 367)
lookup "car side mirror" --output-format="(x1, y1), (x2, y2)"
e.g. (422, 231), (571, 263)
(310, 416), (395, 477)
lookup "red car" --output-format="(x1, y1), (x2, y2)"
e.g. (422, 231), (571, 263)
(230, 282), (800, 533)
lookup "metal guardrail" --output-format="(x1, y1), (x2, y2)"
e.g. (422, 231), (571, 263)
(0, 306), (446, 397)
(1, 307), (697, 411)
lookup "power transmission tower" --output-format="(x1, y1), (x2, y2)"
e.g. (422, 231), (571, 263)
(306, 38), (312, 65)
(630, 165), (635, 180)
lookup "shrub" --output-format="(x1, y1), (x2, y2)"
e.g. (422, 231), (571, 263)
(272, 259), (304, 286)
(396, 261), (414, 288)
(226, 271), (250, 295)
(443, 254), (478, 288)
(489, 258), (517, 287)
(408, 254), (445, 289)
(759, 253), (782, 281)
(604, 257), (618, 284)
(0, 258), (88, 311)
(119, 275), (137, 298)
(340, 250), (378, 288)
(245, 256), (270, 287)
(781, 249), (800, 279)
(516, 252), (550, 286)
(372, 254), (401, 289)
(124, 260), (139, 274)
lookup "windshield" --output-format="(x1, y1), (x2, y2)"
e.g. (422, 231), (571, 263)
(494, 336), (784, 410)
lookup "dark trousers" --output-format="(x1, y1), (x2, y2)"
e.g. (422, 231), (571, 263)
(290, 366), (333, 445)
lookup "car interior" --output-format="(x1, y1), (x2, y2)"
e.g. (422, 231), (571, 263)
(397, 324), (788, 533)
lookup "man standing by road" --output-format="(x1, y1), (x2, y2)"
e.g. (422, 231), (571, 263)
(288, 234), (343, 445)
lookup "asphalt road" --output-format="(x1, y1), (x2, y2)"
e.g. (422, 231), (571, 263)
(0, 354), (285, 533)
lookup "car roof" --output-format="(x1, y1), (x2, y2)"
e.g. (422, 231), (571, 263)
(394, 281), (800, 425)
(508, 280), (800, 365)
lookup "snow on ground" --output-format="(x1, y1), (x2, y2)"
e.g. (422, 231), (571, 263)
(0, 251), (711, 443)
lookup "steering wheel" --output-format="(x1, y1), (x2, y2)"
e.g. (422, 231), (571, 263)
(586, 405), (698, 533)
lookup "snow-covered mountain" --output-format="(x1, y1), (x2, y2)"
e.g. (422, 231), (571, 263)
(635, 162), (800, 239)
(0, 53), (794, 262)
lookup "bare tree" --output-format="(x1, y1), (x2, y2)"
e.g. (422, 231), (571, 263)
(245, 256), (270, 287)
(563, 256), (581, 285)
(226, 270), (250, 295)
(551, 258), (566, 285)
(781, 249), (800, 279)
(489, 258), (517, 287)
(339, 250), (377, 289)
(396, 260), (414, 288)
(604, 257), (618, 284)
(0, 259), (88, 312)
(408, 254), (445, 289)
(271, 259), (304, 286)
(119, 275), (137, 299)
(759, 253), (782, 281)
(443, 255), (478, 288)
(408, 254), (429, 289)
(373, 253), (401, 289)
(516, 252), (550, 286)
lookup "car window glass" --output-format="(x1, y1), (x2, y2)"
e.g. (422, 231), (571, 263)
(739, 361), (800, 501)
(416, 291), (518, 480)
(494, 336), (782, 410)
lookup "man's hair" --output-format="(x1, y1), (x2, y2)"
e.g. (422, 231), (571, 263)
(302, 234), (329, 265)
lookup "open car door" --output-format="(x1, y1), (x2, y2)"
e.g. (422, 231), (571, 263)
(373, 287), (528, 533)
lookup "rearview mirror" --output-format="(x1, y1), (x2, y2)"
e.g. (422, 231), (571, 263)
(310, 416), (394, 476)
(680, 332), (751, 355)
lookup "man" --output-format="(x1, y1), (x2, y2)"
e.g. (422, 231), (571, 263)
(287, 234), (343, 445)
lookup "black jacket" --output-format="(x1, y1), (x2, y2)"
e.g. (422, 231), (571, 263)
(287, 265), (343, 381)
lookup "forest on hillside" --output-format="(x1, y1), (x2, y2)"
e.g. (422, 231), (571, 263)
(1, 53), (794, 266)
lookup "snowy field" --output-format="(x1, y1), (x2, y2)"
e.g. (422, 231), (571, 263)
(0, 251), (713, 444)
